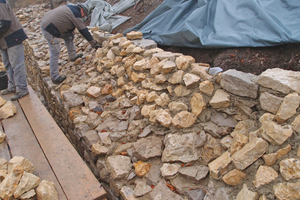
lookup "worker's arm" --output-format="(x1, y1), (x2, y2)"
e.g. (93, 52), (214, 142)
(0, 0), (11, 37)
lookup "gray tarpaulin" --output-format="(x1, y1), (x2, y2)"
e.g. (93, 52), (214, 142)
(69, 0), (140, 33)
(123, 0), (300, 48)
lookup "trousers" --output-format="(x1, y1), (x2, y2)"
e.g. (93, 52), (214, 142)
(0, 43), (28, 93)
(41, 27), (76, 80)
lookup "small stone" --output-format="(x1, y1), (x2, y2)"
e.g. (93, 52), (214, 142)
(275, 92), (300, 123)
(209, 89), (231, 109)
(160, 163), (181, 177)
(133, 181), (152, 197)
(133, 161), (152, 177)
(208, 151), (232, 179)
(172, 111), (196, 128)
(126, 31), (143, 40)
(199, 80), (214, 95)
(280, 158), (300, 181)
(36, 180), (58, 200)
(222, 169), (246, 186)
(253, 166), (278, 187)
(236, 184), (259, 200)
(86, 86), (101, 98)
(91, 143), (108, 156)
(183, 73), (200, 87)
(274, 181), (300, 200)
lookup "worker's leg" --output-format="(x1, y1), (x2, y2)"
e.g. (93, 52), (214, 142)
(41, 27), (61, 81)
(6, 43), (28, 94)
(0, 48), (16, 92)
(63, 33), (77, 60)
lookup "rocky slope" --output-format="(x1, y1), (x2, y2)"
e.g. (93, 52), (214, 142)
(7, 3), (300, 200)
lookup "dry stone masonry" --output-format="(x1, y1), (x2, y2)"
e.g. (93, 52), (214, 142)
(7, 3), (300, 200)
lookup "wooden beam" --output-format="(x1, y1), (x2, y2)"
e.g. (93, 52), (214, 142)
(2, 95), (67, 199)
(18, 86), (107, 200)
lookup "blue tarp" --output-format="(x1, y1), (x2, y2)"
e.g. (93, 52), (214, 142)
(123, 0), (300, 48)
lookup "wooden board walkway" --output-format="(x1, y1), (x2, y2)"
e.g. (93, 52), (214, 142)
(0, 86), (107, 200)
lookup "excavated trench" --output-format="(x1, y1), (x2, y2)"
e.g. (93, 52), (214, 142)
(7, 3), (300, 200)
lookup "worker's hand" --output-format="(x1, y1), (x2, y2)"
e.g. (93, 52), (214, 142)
(89, 40), (102, 49)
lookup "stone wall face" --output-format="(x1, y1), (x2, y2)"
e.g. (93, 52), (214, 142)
(18, 4), (300, 200)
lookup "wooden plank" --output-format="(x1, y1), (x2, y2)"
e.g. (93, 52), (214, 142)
(1, 95), (67, 200)
(19, 86), (107, 200)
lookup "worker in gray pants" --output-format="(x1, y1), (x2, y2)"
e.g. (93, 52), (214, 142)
(0, 0), (29, 101)
(40, 2), (101, 84)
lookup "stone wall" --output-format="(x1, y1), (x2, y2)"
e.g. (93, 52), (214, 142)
(19, 4), (300, 200)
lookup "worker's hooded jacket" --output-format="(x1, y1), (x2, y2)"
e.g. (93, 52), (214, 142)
(0, 0), (27, 50)
(40, 5), (93, 42)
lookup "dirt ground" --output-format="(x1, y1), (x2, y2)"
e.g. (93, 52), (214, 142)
(106, 0), (300, 76)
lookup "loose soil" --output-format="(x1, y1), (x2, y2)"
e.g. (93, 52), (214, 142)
(108, 0), (300, 75)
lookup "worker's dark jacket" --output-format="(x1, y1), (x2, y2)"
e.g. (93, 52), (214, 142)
(0, 0), (27, 50)
(40, 5), (93, 42)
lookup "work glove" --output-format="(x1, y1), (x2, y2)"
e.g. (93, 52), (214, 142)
(89, 40), (102, 50)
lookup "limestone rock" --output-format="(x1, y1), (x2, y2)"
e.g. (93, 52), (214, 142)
(160, 163), (181, 177)
(162, 133), (199, 163)
(149, 180), (184, 200)
(86, 86), (101, 98)
(232, 138), (268, 170)
(253, 166), (278, 187)
(134, 181), (152, 197)
(176, 55), (195, 71)
(191, 93), (206, 117)
(178, 165), (209, 181)
(253, 68), (300, 94)
(172, 111), (196, 128)
(153, 51), (176, 62)
(261, 121), (293, 145)
(199, 80), (214, 95)
(162, 61), (176, 73)
(133, 161), (151, 177)
(209, 89), (231, 109)
(61, 92), (84, 107)
(259, 92), (283, 114)
(280, 158), (300, 181)
(292, 114), (300, 133)
(133, 136), (163, 161)
(126, 31), (143, 40)
(168, 70), (184, 84)
(274, 181), (300, 200)
(208, 151), (232, 179)
(106, 155), (132, 180)
(0, 131), (6, 143)
(222, 169), (246, 186)
(156, 110), (172, 128)
(230, 133), (248, 155)
(0, 101), (17, 119)
(14, 171), (40, 198)
(0, 96), (6, 107)
(275, 92), (300, 123)
(220, 69), (258, 98)
(8, 156), (35, 174)
(168, 101), (188, 113)
(183, 73), (200, 87)
(91, 143), (108, 156)
(236, 184), (259, 200)
(0, 165), (24, 200)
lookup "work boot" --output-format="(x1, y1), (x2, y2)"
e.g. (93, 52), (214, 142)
(52, 75), (66, 84)
(1, 88), (16, 95)
(11, 91), (29, 101)
(70, 53), (83, 61)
